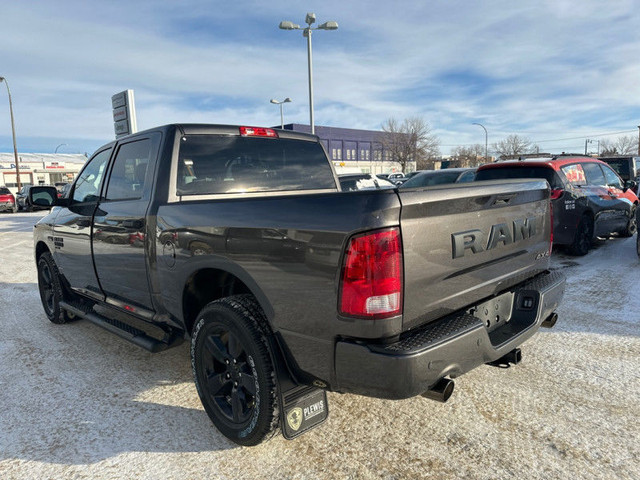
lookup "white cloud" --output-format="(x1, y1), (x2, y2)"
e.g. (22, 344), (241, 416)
(0, 0), (639, 155)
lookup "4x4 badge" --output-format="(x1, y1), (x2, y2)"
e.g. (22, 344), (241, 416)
(286, 407), (303, 431)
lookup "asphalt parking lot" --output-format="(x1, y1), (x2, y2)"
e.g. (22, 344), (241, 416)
(1, 211), (639, 480)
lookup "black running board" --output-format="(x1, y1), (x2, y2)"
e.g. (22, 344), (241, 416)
(59, 300), (183, 353)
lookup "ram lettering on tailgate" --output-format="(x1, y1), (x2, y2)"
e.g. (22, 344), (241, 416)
(451, 216), (539, 259)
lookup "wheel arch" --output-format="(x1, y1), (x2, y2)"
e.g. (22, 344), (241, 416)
(35, 241), (51, 261)
(181, 266), (274, 336)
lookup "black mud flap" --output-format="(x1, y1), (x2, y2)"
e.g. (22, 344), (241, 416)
(280, 385), (328, 440)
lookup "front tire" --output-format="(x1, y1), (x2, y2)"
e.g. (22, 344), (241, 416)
(191, 295), (279, 446)
(37, 252), (75, 324)
(620, 205), (637, 238)
(567, 215), (593, 256)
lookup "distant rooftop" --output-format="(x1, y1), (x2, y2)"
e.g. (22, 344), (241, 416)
(0, 153), (88, 164)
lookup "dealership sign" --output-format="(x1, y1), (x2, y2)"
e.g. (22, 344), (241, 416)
(45, 161), (65, 169)
(112, 89), (138, 139)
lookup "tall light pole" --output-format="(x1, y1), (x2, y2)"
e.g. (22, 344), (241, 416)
(270, 98), (292, 129)
(55, 143), (67, 154)
(279, 13), (338, 135)
(472, 122), (488, 162)
(0, 76), (21, 190)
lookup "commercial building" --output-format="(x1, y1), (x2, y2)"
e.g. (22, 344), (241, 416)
(281, 124), (415, 175)
(0, 153), (87, 193)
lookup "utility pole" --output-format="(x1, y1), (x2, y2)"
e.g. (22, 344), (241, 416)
(637, 125), (640, 155)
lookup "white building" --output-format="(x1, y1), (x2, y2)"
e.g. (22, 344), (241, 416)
(0, 153), (87, 194)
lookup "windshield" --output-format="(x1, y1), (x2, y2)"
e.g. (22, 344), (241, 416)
(177, 135), (336, 196)
(601, 158), (630, 179)
(475, 166), (562, 189)
(400, 170), (461, 188)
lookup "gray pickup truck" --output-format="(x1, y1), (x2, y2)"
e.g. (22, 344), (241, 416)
(31, 124), (565, 446)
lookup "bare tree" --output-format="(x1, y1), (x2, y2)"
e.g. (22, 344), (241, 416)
(600, 135), (639, 156)
(381, 117), (440, 171)
(451, 144), (485, 167)
(492, 134), (535, 159)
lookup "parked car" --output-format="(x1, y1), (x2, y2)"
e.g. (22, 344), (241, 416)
(58, 182), (72, 198)
(0, 186), (17, 213)
(599, 156), (640, 194)
(376, 172), (406, 185)
(399, 168), (476, 189)
(339, 173), (396, 191)
(476, 155), (638, 255)
(16, 185), (55, 211)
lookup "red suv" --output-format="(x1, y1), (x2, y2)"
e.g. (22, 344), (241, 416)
(476, 155), (638, 255)
(0, 186), (17, 213)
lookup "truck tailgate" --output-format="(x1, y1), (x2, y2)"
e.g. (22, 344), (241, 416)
(398, 179), (551, 331)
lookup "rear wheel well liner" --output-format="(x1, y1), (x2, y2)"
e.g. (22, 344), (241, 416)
(181, 267), (273, 336)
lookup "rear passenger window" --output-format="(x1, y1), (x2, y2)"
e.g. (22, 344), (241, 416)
(105, 139), (151, 201)
(580, 162), (606, 186)
(560, 164), (587, 186)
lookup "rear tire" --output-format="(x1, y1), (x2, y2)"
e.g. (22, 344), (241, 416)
(567, 215), (593, 256)
(191, 295), (279, 446)
(37, 252), (75, 324)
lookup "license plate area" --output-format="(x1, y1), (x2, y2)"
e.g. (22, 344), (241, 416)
(469, 291), (515, 333)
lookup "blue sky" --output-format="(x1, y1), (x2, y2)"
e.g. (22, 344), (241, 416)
(0, 0), (639, 156)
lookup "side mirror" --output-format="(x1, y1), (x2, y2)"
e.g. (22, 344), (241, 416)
(29, 186), (59, 208)
(623, 180), (637, 193)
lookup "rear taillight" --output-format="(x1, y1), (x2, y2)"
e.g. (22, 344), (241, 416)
(550, 188), (564, 200)
(339, 227), (403, 319)
(239, 126), (278, 138)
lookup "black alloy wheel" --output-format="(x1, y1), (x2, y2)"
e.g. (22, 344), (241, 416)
(568, 215), (593, 256)
(191, 295), (279, 446)
(621, 205), (637, 237)
(37, 252), (74, 324)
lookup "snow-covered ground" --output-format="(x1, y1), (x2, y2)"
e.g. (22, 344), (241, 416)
(1, 211), (638, 480)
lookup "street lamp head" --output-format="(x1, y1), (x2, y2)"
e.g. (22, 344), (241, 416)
(270, 99), (279, 104)
(283, 97), (292, 103)
(318, 21), (338, 30)
(279, 20), (299, 30)
(0, 77), (4, 82)
(305, 12), (316, 25)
